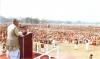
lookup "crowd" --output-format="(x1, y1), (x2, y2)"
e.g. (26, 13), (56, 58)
(0, 24), (100, 53)
(0, 23), (100, 59)
(0, 24), (100, 45)
(26, 24), (100, 45)
(0, 24), (7, 55)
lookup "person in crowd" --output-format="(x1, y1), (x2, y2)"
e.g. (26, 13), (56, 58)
(85, 39), (90, 51)
(40, 40), (45, 53)
(0, 41), (3, 55)
(74, 39), (78, 50)
(52, 39), (56, 48)
(89, 54), (93, 59)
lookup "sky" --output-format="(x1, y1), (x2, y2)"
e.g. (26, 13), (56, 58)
(0, 0), (100, 22)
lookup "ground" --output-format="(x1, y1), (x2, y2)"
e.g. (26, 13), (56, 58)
(33, 42), (100, 59)
(47, 42), (100, 59)
(0, 42), (100, 59)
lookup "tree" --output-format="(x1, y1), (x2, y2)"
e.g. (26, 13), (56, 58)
(40, 19), (47, 23)
(32, 18), (40, 24)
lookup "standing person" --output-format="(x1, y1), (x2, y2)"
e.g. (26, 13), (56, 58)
(89, 54), (93, 59)
(40, 40), (45, 53)
(6, 19), (22, 59)
(74, 39), (78, 50)
(0, 41), (3, 55)
(52, 39), (56, 48)
(85, 39), (90, 51)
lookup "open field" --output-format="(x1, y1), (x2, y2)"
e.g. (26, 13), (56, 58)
(59, 43), (100, 59)
(33, 42), (100, 59)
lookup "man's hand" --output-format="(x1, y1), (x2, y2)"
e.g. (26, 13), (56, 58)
(18, 32), (24, 37)
(21, 35), (24, 37)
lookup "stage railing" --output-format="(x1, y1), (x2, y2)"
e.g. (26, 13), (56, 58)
(33, 42), (60, 59)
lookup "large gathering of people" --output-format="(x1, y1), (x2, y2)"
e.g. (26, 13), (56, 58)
(26, 24), (100, 45)
(0, 22), (100, 59)
(0, 24), (100, 45)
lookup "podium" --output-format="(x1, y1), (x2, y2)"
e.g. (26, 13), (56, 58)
(19, 32), (33, 59)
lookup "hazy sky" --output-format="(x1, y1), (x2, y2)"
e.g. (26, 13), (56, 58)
(0, 0), (100, 22)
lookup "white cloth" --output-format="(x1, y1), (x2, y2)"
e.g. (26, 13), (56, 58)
(6, 24), (19, 50)
(85, 43), (89, 50)
(6, 24), (20, 59)
(6, 24), (20, 49)
(74, 44), (78, 50)
(7, 24), (19, 40)
(0, 43), (3, 55)
(52, 40), (56, 48)
(6, 48), (20, 59)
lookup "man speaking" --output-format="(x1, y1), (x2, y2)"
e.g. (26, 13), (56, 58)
(6, 19), (22, 59)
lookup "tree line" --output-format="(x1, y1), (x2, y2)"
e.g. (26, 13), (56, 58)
(0, 16), (47, 24)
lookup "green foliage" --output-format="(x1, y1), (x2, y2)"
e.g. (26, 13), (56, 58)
(21, 17), (40, 24)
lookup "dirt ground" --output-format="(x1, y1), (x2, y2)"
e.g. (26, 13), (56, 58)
(47, 42), (100, 59)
